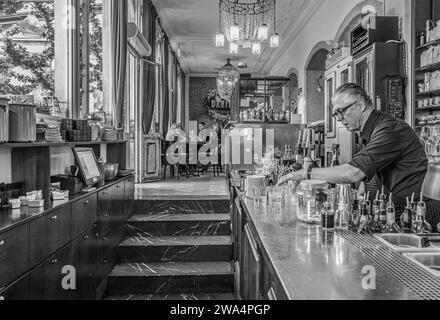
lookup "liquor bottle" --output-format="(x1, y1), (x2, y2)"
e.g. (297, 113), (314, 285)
(369, 191), (383, 233)
(358, 198), (371, 234)
(350, 197), (361, 230)
(412, 191), (432, 234)
(400, 197), (415, 233)
(382, 193), (401, 233)
(321, 201), (335, 232)
(379, 187), (387, 227)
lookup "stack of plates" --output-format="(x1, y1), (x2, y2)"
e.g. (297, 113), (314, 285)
(45, 124), (63, 142)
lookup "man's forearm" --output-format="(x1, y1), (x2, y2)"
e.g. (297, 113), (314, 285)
(311, 164), (366, 184)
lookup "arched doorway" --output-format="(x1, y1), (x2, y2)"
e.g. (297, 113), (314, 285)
(304, 42), (330, 123)
(285, 67), (299, 115)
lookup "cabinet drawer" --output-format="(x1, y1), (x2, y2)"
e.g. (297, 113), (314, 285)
(71, 193), (97, 239)
(97, 187), (114, 235)
(0, 274), (29, 300)
(71, 226), (98, 300)
(0, 224), (29, 288)
(30, 244), (74, 300)
(30, 206), (70, 267)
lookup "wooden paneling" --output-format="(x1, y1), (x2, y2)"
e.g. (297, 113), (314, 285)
(0, 224), (29, 288)
(11, 146), (51, 200)
(30, 206), (71, 267)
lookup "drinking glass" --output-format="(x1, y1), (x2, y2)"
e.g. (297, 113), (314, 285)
(335, 184), (353, 230)
(253, 186), (268, 207)
(268, 187), (284, 207)
(283, 182), (298, 205)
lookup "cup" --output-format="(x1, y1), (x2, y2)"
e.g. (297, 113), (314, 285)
(253, 186), (268, 207)
(268, 187), (284, 207)
(283, 182), (297, 205)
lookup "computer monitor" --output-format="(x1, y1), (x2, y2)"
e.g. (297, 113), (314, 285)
(72, 147), (102, 187)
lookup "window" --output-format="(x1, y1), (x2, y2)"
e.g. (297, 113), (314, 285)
(0, 1), (55, 105)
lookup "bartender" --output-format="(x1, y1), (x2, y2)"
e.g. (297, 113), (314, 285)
(278, 83), (440, 228)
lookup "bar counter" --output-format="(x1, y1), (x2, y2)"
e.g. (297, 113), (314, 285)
(234, 188), (436, 300)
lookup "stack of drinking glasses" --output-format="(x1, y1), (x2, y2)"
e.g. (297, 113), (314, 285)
(420, 125), (440, 163)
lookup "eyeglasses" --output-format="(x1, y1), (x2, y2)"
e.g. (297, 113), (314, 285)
(332, 98), (359, 120)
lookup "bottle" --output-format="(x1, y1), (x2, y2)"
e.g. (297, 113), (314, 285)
(379, 187), (388, 227)
(350, 197), (361, 230)
(412, 191), (433, 234)
(400, 197), (414, 233)
(369, 191), (383, 233)
(357, 199), (371, 234)
(321, 201), (335, 232)
(382, 193), (401, 234)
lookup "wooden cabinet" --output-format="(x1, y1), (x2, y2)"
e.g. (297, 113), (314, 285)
(30, 244), (74, 300)
(0, 224), (29, 289)
(30, 206), (71, 267)
(124, 177), (135, 220)
(98, 182), (124, 235)
(241, 223), (261, 300)
(0, 274), (29, 300)
(71, 193), (97, 239)
(71, 226), (98, 300)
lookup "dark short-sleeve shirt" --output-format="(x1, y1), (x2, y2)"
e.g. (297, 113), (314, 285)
(349, 110), (427, 199)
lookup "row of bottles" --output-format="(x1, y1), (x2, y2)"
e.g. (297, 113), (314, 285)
(349, 189), (432, 234)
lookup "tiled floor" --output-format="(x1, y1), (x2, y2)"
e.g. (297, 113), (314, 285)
(135, 176), (229, 200)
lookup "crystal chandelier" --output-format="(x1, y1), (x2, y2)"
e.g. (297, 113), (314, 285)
(217, 59), (239, 101)
(215, 0), (280, 54)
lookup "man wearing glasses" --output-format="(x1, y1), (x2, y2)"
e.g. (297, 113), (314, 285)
(278, 83), (439, 228)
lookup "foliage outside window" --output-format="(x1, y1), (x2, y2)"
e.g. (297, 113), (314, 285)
(0, 0), (55, 106)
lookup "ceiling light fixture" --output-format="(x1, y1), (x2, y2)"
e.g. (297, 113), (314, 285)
(216, 0), (279, 55)
(217, 59), (239, 101)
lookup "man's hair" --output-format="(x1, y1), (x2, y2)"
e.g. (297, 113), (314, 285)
(334, 83), (373, 107)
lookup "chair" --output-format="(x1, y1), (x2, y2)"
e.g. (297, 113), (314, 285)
(161, 140), (180, 180)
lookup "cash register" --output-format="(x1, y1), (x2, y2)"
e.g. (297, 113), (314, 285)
(72, 147), (103, 193)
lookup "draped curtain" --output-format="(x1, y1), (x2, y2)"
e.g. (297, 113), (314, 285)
(161, 37), (170, 137)
(180, 69), (186, 129)
(110, 0), (128, 127)
(141, 0), (157, 134)
(171, 55), (178, 125)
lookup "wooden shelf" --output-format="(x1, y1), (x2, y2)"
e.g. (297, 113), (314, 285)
(415, 105), (440, 111)
(415, 62), (440, 73)
(415, 89), (440, 97)
(0, 140), (128, 149)
(416, 38), (440, 51)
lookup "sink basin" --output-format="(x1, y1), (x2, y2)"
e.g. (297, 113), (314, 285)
(403, 252), (440, 277)
(373, 234), (440, 252)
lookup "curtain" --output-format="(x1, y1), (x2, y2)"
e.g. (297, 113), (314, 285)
(110, 0), (128, 127)
(180, 69), (186, 129)
(161, 37), (170, 137)
(171, 55), (178, 125)
(141, 0), (157, 134)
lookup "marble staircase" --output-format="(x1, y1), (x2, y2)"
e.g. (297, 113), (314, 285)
(105, 196), (236, 299)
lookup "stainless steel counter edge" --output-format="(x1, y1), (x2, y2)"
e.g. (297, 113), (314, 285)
(234, 187), (423, 300)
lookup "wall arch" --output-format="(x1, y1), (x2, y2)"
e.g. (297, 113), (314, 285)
(284, 67), (300, 114)
(303, 41), (330, 124)
(333, 0), (385, 46)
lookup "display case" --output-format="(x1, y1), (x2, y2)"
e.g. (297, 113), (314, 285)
(230, 76), (290, 124)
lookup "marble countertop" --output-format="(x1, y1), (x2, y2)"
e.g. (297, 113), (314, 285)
(237, 190), (423, 300)
(0, 175), (133, 234)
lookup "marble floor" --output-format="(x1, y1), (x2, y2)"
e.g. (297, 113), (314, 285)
(135, 176), (230, 200)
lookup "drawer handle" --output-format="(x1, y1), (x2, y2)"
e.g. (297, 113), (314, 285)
(84, 200), (89, 205)
(83, 235), (89, 240)
(103, 260), (108, 264)
(51, 259), (58, 264)
(103, 213), (109, 218)
(103, 237), (109, 241)
(102, 192), (109, 196)
(116, 185), (121, 189)
(50, 215), (58, 220)
(0, 240), (4, 246)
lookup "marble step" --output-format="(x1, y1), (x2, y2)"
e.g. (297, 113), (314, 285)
(117, 235), (233, 263)
(104, 292), (237, 300)
(127, 214), (231, 236)
(134, 199), (230, 215)
(106, 262), (235, 295)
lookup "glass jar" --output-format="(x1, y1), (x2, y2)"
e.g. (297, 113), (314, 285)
(296, 180), (329, 224)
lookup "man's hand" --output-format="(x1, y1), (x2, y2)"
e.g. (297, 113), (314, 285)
(276, 169), (307, 186)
